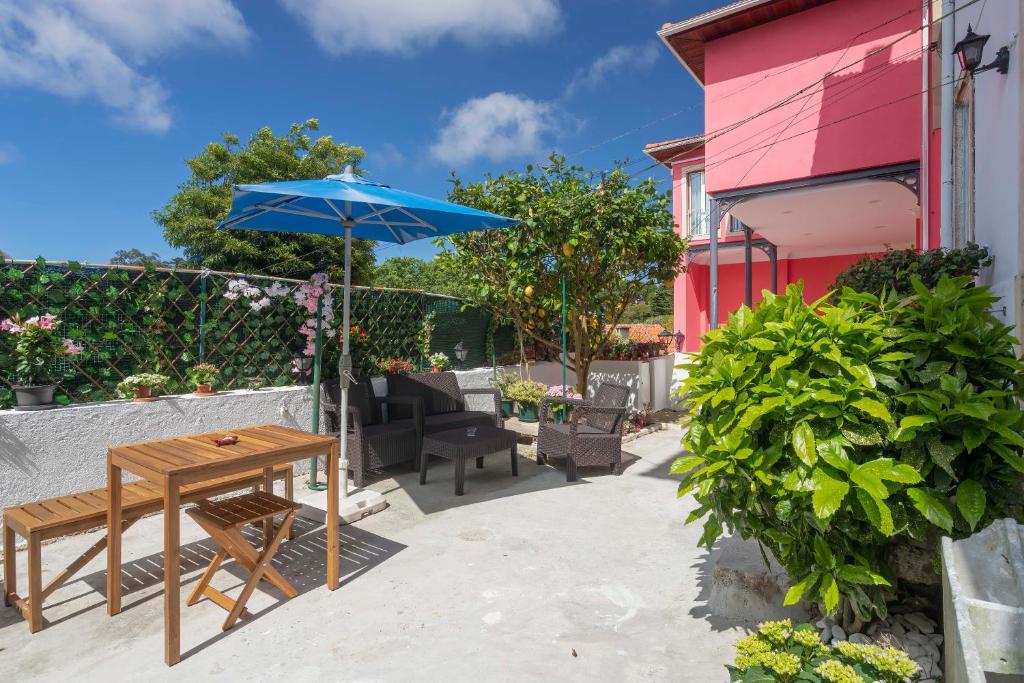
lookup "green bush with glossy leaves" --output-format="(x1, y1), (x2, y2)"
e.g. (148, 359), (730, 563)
(672, 277), (1024, 622)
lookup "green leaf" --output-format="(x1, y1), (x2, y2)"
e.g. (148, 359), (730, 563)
(811, 468), (849, 521)
(925, 435), (961, 479)
(816, 436), (853, 474)
(784, 572), (819, 606)
(841, 421), (882, 446)
(710, 386), (735, 407)
(962, 425), (987, 453)
(906, 487), (954, 533)
(811, 389), (845, 403)
(669, 455), (705, 475)
(745, 337), (776, 351)
(851, 397), (892, 423)
(955, 479), (986, 531)
(946, 341), (979, 357)
(838, 564), (891, 586)
(792, 422), (817, 467)
(851, 462), (889, 501)
(813, 536), (835, 569)
(900, 414), (937, 430)
(737, 397), (786, 429)
(856, 488), (894, 535)
(876, 351), (914, 362)
(820, 573), (840, 614)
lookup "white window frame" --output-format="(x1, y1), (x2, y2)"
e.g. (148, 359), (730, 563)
(686, 168), (709, 238)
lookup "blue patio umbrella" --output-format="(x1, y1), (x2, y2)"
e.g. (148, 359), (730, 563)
(218, 167), (519, 494)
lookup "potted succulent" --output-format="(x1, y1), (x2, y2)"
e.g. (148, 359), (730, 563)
(545, 384), (582, 424)
(506, 379), (547, 423)
(374, 357), (414, 375)
(1, 314), (84, 409)
(427, 352), (450, 373)
(188, 363), (219, 395)
(116, 373), (170, 402)
(492, 371), (518, 418)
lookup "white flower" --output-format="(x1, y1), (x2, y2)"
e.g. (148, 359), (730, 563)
(243, 285), (262, 299)
(250, 297), (271, 311)
(223, 290), (240, 301)
(265, 281), (290, 298)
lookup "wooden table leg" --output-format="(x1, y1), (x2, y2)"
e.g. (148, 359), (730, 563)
(262, 466), (274, 549)
(3, 522), (15, 607)
(164, 479), (181, 666)
(326, 441), (340, 591)
(106, 457), (122, 615)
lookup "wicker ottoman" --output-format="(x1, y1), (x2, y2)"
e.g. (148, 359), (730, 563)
(419, 425), (518, 496)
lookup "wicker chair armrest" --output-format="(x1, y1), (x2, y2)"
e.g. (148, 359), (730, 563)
(461, 387), (502, 427)
(540, 395), (588, 423)
(571, 405), (627, 436)
(346, 405), (365, 436)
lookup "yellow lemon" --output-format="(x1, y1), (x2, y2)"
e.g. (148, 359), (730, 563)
(562, 243), (574, 258)
(524, 285), (534, 299)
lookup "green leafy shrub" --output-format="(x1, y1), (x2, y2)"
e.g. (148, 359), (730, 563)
(830, 243), (991, 298)
(673, 277), (1024, 622)
(727, 619), (918, 683)
(505, 379), (547, 406)
(187, 363), (219, 387)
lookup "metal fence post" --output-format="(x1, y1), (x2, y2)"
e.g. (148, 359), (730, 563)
(198, 270), (208, 364)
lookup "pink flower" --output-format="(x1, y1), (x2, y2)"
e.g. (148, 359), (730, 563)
(38, 314), (57, 330)
(63, 339), (84, 355)
(24, 316), (39, 327)
(0, 318), (21, 334)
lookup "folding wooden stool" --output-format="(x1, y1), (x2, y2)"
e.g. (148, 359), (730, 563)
(185, 491), (301, 631)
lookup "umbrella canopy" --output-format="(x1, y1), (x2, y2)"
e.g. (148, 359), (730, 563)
(217, 167), (519, 497)
(218, 168), (518, 241)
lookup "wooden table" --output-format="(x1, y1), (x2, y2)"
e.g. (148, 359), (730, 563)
(105, 424), (339, 666)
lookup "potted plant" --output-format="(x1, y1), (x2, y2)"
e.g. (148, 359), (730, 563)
(116, 373), (170, 402)
(427, 352), (450, 373)
(1, 314), (83, 409)
(506, 379), (547, 423)
(188, 363), (219, 395)
(545, 384), (582, 424)
(492, 371), (518, 418)
(374, 357), (414, 375)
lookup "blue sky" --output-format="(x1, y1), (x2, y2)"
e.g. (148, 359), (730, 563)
(0, 0), (715, 266)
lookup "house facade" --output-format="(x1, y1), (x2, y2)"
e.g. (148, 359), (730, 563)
(648, 0), (1022, 351)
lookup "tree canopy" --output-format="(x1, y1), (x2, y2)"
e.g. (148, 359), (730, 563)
(109, 248), (189, 268)
(154, 118), (375, 283)
(436, 155), (686, 393)
(371, 256), (469, 298)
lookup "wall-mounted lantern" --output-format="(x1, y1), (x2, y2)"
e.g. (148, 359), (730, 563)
(953, 25), (1010, 75)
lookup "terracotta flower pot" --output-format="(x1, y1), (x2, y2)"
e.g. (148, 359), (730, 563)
(133, 385), (158, 403)
(431, 367), (442, 373)
(195, 383), (214, 396)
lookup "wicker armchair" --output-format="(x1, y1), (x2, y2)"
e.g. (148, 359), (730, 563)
(386, 371), (502, 457)
(535, 382), (630, 481)
(320, 378), (421, 488)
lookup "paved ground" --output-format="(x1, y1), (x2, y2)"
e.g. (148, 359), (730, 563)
(0, 430), (745, 682)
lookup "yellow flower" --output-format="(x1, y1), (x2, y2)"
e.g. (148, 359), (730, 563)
(815, 659), (862, 683)
(757, 619), (793, 645)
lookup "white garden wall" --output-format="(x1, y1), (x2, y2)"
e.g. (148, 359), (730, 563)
(0, 387), (322, 509)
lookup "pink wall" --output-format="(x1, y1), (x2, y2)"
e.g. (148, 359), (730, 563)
(702, 0), (923, 194)
(678, 252), (871, 351)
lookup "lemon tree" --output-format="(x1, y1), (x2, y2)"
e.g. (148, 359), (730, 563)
(437, 155), (686, 394)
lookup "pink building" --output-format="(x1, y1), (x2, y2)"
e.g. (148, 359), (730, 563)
(647, 0), (937, 352)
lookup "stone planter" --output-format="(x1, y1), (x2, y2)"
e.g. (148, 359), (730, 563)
(13, 385), (56, 410)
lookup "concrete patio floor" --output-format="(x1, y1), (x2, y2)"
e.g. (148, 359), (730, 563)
(0, 430), (745, 682)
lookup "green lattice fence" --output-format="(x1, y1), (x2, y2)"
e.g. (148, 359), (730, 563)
(0, 259), (500, 408)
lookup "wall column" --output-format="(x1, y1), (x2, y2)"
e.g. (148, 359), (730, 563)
(709, 199), (720, 329)
(769, 243), (778, 294)
(743, 226), (753, 306)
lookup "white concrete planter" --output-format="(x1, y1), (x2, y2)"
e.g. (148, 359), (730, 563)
(941, 518), (1024, 683)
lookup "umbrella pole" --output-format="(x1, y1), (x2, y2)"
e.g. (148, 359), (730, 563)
(338, 225), (353, 501)
(307, 295), (327, 491)
(561, 273), (568, 401)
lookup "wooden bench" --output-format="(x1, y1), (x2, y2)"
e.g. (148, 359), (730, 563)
(2, 464), (295, 633)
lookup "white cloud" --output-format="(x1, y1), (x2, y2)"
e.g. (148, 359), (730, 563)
(0, 0), (249, 133)
(565, 43), (660, 97)
(279, 0), (559, 55)
(431, 92), (555, 165)
(0, 143), (19, 165)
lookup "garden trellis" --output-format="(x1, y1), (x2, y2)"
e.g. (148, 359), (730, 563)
(0, 259), (508, 408)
